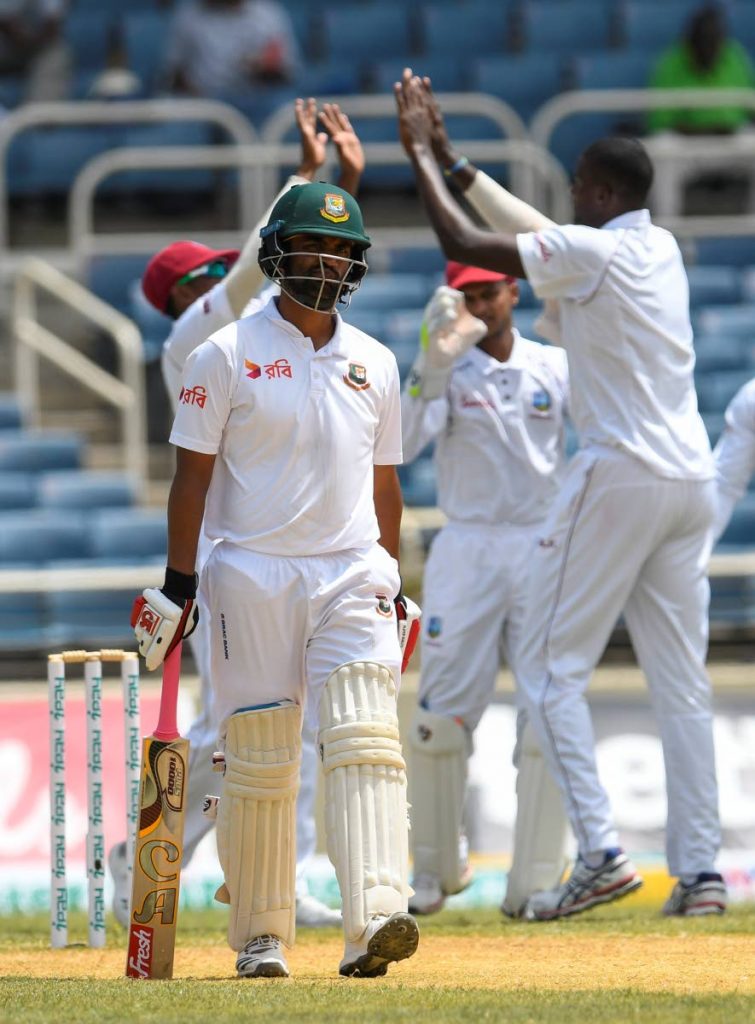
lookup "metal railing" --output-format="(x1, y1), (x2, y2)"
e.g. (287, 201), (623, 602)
(67, 138), (571, 265)
(0, 98), (259, 271)
(531, 87), (755, 236)
(13, 257), (148, 490)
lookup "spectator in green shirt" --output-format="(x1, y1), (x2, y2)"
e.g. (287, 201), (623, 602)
(648, 3), (755, 135)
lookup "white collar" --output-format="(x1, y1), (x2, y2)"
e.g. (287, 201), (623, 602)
(601, 209), (651, 231)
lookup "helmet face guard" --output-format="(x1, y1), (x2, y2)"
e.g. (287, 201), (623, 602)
(258, 226), (368, 313)
(257, 183), (371, 314)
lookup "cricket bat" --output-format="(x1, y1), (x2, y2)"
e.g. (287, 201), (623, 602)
(125, 642), (189, 980)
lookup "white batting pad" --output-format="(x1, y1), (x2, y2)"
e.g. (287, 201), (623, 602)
(408, 707), (470, 894)
(503, 720), (570, 917)
(215, 701), (301, 950)
(319, 661), (409, 942)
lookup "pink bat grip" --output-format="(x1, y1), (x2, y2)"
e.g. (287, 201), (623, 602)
(153, 641), (182, 741)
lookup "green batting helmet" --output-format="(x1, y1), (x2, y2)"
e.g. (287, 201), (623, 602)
(258, 182), (371, 311)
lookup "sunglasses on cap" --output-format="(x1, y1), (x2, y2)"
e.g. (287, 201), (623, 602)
(175, 259), (230, 286)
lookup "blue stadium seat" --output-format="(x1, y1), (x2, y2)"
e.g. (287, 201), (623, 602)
(695, 304), (755, 340)
(0, 592), (65, 652)
(101, 121), (216, 195)
(386, 248), (445, 276)
(0, 74), (24, 110)
(696, 368), (754, 414)
(320, 5), (410, 62)
(419, 2), (513, 57)
(470, 54), (565, 121)
(90, 508), (167, 563)
(694, 342), (747, 375)
(702, 412), (726, 448)
(296, 60), (363, 96)
(46, 587), (136, 649)
(10, 127), (118, 197)
(693, 237), (755, 267)
(347, 309), (387, 340)
(0, 393), (24, 430)
(686, 266), (743, 307)
(570, 51), (656, 91)
(516, 278), (538, 309)
(123, 11), (171, 88)
(729, 5), (755, 53)
(0, 432), (83, 473)
(37, 471), (136, 511)
(520, 1), (614, 55)
(128, 279), (172, 363)
(548, 112), (621, 174)
(620, 1), (698, 50)
(63, 11), (112, 71)
(399, 458), (437, 507)
(87, 254), (151, 313)
(716, 493), (755, 547)
(0, 473), (37, 511)
(370, 57), (467, 94)
(0, 511), (91, 565)
(349, 275), (430, 312)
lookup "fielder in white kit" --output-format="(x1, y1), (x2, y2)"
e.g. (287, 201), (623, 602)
(402, 260), (571, 918)
(111, 99), (363, 929)
(397, 70), (727, 919)
(712, 378), (755, 540)
(133, 181), (420, 979)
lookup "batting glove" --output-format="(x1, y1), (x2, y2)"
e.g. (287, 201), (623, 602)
(131, 567), (199, 671)
(395, 590), (421, 673)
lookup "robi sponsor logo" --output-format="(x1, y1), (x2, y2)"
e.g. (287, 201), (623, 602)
(127, 925), (154, 978)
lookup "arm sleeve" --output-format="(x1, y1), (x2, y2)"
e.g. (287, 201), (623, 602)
(400, 387), (449, 464)
(466, 170), (556, 232)
(224, 173), (310, 318)
(712, 383), (755, 541)
(374, 357), (403, 465)
(517, 224), (618, 302)
(169, 337), (235, 455)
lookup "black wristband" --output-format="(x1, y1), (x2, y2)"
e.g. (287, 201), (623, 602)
(164, 566), (198, 601)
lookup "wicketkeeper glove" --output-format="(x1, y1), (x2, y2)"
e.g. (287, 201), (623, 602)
(395, 590), (421, 673)
(409, 285), (487, 400)
(131, 567), (199, 672)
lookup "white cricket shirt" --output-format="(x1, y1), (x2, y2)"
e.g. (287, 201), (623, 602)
(517, 210), (713, 480)
(401, 332), (569, 525)
(170, 297), (403, 556)
(713, 376), (755, 541)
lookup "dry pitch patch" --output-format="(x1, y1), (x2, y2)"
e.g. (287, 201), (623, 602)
(2, 932), (753, 994)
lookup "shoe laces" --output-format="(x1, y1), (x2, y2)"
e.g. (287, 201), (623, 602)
(244, 933), (279, 952)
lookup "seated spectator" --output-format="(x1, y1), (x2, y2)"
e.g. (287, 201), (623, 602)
(164, 0), (300, 97)
(87, 21), (143, 101)
(647, 3), (755, 135)
(0, 0), (71, 103)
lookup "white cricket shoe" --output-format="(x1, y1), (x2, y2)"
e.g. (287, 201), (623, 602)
(339, 912), (420, 978)
(662, 873), (727, 916)
(295, 893), (342, 927)
(236, 934), (289, 978)
(108, 841), (130, 928)
(408, 873), (445, 915)
(524, 851), (643, 921)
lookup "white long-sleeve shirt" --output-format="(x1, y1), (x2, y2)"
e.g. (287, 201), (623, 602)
(401, 332), (569, 526)
(713, 377), (755, 541)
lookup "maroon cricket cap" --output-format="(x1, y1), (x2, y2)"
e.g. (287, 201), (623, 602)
(142, 240), (240, 313)
(445, 261), (515, 290)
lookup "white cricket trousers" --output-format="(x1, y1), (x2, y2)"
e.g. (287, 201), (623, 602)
(516, 447), (721, 878)
(199, 539), (402, 736)
(418, 520), (540, 730)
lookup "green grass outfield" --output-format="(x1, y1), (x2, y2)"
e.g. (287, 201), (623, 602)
(1, 905), (754, 1024)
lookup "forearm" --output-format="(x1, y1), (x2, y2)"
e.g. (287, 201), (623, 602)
(374, 466), (403, 563)
(338, 164), (361, 198)
(167, 451), (214, 573)
(408, 142), (524, 276)
(400, 389), (446, 464)
(225, 173), (310, 317)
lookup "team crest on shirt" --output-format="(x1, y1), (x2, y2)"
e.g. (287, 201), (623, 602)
(344, 362), (370, 391)
(531, 388), (552, 413)
(376, 593), (393, 617)
(321, 193), (350, 224)
(244, 359), (262, 379)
